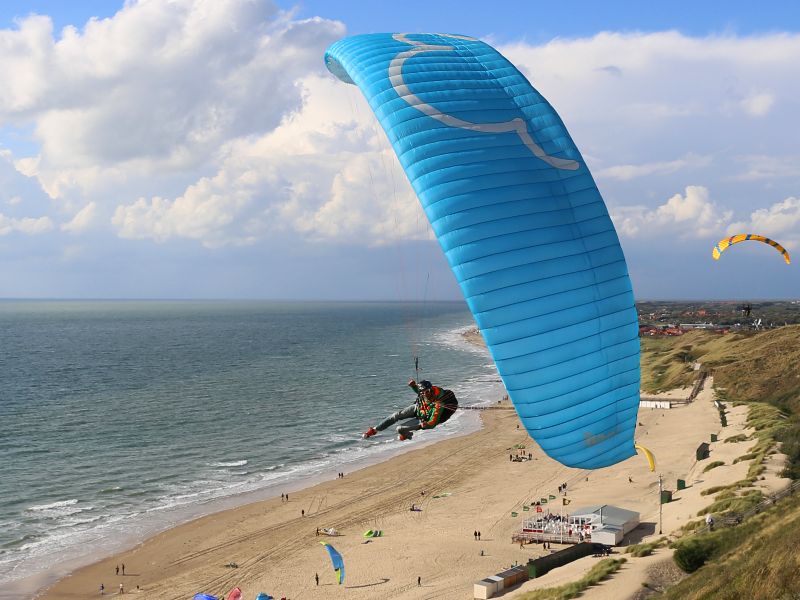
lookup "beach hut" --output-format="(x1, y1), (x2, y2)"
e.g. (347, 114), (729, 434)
(473, 575), (503, 599)
(567, 505), (640, 546)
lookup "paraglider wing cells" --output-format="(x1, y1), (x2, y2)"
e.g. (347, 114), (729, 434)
(712, 234), (790, 264)
(325, 33), (640, 469)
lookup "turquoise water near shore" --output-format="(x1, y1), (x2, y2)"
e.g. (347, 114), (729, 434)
(0, 300), (501, 589)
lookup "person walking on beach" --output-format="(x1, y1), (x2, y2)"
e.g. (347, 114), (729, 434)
(417, 576), (421, 586)
(119, 583), (124, 594)
(115, 566), (119, 576)
(315, 572), (319, 586)
(100, 583), (104, 595)
(121, 563), (125, 576)
(362, 379), (458, 441)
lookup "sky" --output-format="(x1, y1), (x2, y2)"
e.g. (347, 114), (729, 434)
(0, 0), (799, 300)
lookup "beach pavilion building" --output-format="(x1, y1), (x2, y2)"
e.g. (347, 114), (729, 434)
(567, 504), (640, 546)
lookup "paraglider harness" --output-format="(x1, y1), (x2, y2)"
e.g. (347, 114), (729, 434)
(411, 382), (458, 429)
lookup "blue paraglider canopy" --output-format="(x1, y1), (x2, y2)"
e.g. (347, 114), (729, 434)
(255, 594), (274, 600)
(193, 595), (218, 600)
(325, 32), (641, 470)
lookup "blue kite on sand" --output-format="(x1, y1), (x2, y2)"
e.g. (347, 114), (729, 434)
(320, 541), (345, 584)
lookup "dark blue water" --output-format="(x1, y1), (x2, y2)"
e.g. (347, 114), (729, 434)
(0, 300), (501, 588)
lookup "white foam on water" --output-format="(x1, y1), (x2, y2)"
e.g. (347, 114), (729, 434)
(210, 460), (248, 467)
(26, 499), (78, 512)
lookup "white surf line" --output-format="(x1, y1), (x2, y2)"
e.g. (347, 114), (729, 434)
(389, 33), (579, 171)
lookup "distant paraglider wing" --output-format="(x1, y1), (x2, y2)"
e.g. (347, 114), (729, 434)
(321, 541), (345, 584)
(712, 234), (790, 264)
(325, 33), (640, 469)
(634, 443), (656, 472)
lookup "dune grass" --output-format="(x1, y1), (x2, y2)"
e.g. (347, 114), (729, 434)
(696, 490), (763, 517)
(663, 491), (800, 599)
(624, 538), (667, 557)
(514, 558), (626, 600)
(733, 452), (758, 464)
(702, 460), (725, 473)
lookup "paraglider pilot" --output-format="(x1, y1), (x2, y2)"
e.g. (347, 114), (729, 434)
(363, 379), (458, 441)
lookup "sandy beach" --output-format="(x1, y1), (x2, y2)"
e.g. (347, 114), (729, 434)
(36, 376), (789, 600)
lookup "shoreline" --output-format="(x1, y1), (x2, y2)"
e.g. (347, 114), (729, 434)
(4, 323), (492, 599)
(33, 369), (791, 599)
(13, 410), (485, 600)
(37, 401), (520, 599)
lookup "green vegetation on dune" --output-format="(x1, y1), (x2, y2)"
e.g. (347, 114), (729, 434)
(637, 325), (800, 599)
(702, 460), (725, 473)
(641, 325), (800, 408)
(641, 326), (800, 478)
(513, 558), (626, 600)
(663, 491), (800, 599)
(697, 490), (763, 517)
(624, 538), (667, 557)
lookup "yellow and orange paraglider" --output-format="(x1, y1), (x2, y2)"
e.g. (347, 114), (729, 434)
(712, 234), (790, 264)
(635, 444), (656, 472)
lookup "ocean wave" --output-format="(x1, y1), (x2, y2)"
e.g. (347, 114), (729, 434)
(0, 533), (39, 550)
(211, 460), (248, 467)
(26, 499), (78, 512)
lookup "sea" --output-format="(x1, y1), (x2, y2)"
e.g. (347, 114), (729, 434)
(0, 300), (503, 596)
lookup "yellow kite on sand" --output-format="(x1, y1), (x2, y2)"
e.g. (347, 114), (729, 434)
(635, 444), (656, 472)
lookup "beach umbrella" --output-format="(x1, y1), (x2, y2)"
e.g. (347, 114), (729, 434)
(325, 33), (640, 469)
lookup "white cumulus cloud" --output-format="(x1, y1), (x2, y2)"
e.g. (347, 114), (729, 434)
(596, 154), (712, 181)
(611, 185), (732, 238)
(0, 0), (345, 206)
(728, 197), (800, 239)
(0, 213), (53, 235)
(112, 74), (427, 247)
(61, 201), (98, 233)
